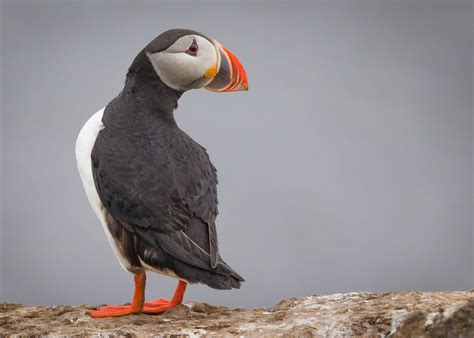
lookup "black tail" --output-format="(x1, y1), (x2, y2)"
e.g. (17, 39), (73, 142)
(136, 236), (244, 290)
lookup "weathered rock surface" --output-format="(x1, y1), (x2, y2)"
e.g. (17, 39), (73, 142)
(1, 290), (474, 337)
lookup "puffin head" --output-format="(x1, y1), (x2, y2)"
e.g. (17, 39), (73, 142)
(134, 28), (248, 93)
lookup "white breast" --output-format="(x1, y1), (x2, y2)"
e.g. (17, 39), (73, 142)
(75, 108), (132, 271)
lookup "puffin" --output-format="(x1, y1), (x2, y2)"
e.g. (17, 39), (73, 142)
(75, 29), (248, 318)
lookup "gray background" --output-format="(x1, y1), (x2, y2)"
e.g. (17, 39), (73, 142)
(0, 1), (472, 309)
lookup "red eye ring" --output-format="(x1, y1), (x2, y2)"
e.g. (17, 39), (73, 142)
(185, 39), (199, 57)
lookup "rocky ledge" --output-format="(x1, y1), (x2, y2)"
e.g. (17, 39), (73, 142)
(2, 290), (474, 337)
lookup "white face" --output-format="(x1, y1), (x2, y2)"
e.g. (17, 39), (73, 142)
(147, 35), (218, 91)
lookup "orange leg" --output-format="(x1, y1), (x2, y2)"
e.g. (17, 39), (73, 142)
(89, 271), (146, 318)
(143, 280), (187, 314)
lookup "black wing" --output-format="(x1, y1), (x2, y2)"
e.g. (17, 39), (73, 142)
(91, 120), (224, 273)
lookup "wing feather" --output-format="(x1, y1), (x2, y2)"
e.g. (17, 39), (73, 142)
(136, 228), (235, 276)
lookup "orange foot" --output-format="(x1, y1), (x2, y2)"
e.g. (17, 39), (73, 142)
(142, 298), (180, 314)
(143, 281), (187, 314)
(89, 271), (146, 318)
(89, 304), (141, 318)
(89, 278), (187, 318)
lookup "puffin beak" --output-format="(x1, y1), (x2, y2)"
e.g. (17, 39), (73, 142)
(204, 40), (249, 92)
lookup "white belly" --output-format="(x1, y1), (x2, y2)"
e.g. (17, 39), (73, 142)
(75, 108), (132, 272)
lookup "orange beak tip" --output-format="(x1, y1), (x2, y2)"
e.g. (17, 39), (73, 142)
(204, 41), (249, 93)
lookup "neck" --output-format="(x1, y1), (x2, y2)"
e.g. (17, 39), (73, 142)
(121, 50), (184, 125)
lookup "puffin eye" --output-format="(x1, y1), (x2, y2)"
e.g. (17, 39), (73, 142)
(185, 39), (199, 57)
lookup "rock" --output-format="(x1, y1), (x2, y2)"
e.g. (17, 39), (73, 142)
(391, 298), (474, 338)
(1, 291), (473, 336)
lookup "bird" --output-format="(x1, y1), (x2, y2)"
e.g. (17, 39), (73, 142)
(75, 28), (248, 318)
